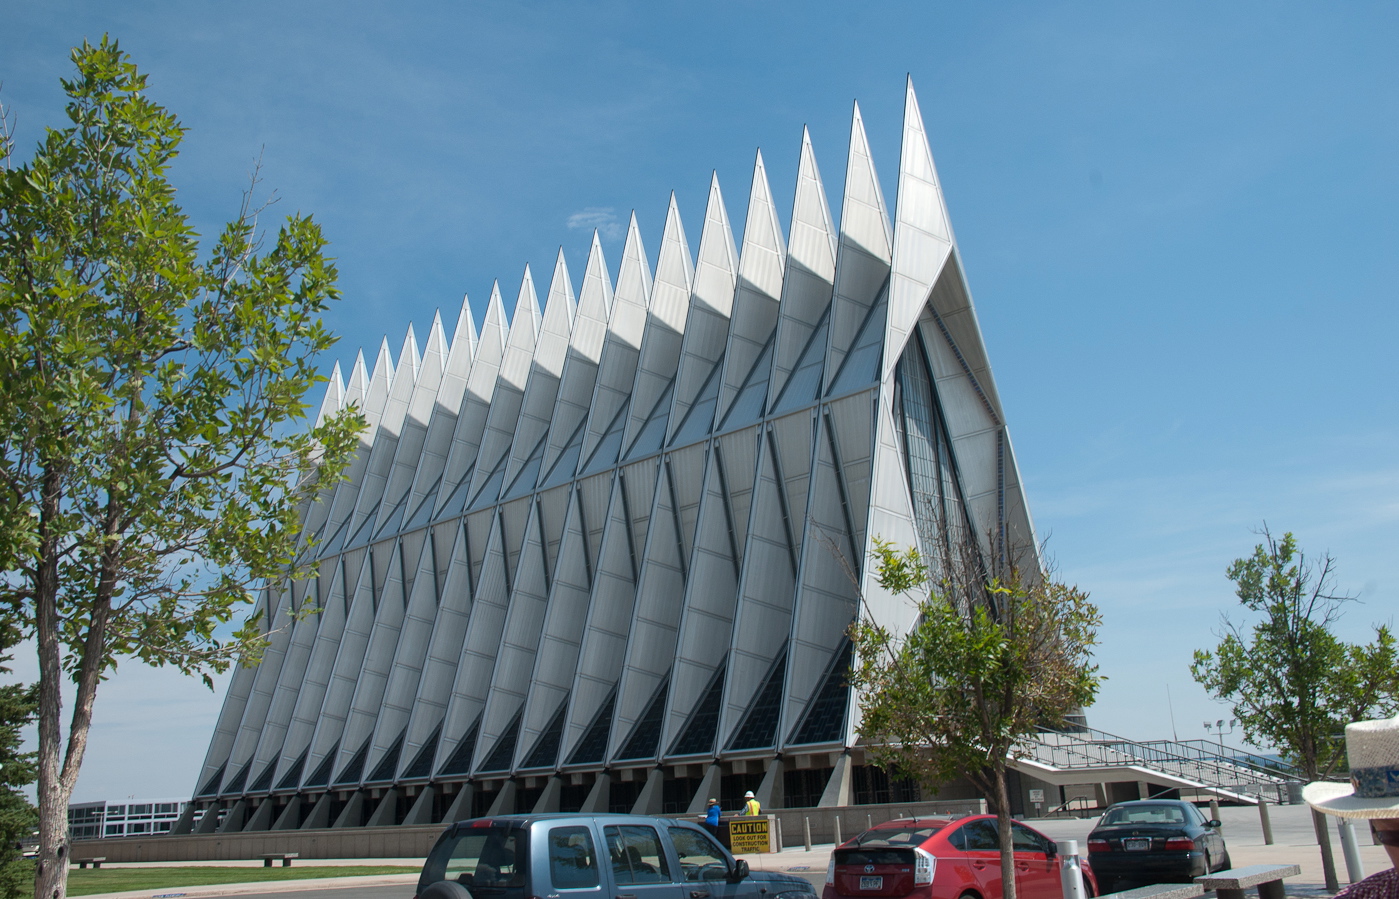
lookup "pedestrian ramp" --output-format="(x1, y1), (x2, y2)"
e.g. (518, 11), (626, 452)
(1011, 727), (1300, 806)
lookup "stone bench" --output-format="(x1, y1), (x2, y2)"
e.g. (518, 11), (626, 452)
(1100, 884), (1204, 899)
(260, 852), (299, 867)
(1195, 863), (1301, 899)
(73, 857), (106, 869)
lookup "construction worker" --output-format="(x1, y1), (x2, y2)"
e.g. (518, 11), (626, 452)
(742, 790), (761, 816)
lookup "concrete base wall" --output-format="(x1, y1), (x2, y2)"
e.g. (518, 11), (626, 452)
(72, 824), (444, 863)
(73, 798), (986, 863)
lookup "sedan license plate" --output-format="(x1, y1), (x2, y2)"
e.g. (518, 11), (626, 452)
(1123, 839), (1151, 852)
(860, 877), (883, 891)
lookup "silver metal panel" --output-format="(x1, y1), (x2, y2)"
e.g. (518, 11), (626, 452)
(824, 103), (893, 395)
(666, 174), (737, 445)
(273, 554), (350, 787)
(541, 235), (611, 483)
(884, 78), (955, 384)
(580, 214), (650, 469)
(434, 286), (508, 518)
(715, 151), (786, 425)
(768, 128), (837, 407)
(398, 520), (474, 778)
(621, 196), (691, 453)
(433, 512), (511, 775)
(501, 251), (576, 492)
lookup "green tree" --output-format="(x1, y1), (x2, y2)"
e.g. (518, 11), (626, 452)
(0, 38), (363, 899)
(0, 657), (38, 899)
(1191, 526), (1399, 890)
(849, 538), (1102, 899)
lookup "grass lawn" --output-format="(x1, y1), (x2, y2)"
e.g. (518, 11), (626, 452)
(63, 865), (420, 896)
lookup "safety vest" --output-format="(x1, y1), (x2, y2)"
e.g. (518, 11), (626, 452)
(743, 798), (761, 816)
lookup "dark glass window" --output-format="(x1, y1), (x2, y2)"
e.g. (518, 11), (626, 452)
(523, 698), (569, 770)
(726, 648), (787, 750)
(951, 819), (998, 852)
(366, 729), (406, 783)
(789, 640), (851, 745)
(670, 665), (724, 756)
(438, 718), (482, 777)
(618, 673), (671, 761)
(334, 737), (372, 785)
(548, 825), (601, 890)
(276, 749), (308, 791)
(604, 824), (673, 884)
(480, 709), (524, 773)
(567, 688), (616, 766)
(894, 333), (971, 570)
(401, 722), (443, 780)
(303, 742), (339, 788)
(668, 827), (731, 882)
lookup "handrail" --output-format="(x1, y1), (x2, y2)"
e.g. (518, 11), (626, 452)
(1020, 727), (1304, 799)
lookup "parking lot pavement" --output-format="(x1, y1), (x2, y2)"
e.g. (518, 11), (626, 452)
(68, 803), (1396, 899)
(745, 801), (1392, 895)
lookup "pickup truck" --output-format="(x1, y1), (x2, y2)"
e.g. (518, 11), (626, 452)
(416, 814), (817, 899)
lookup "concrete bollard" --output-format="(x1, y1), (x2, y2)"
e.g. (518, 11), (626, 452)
(804, 817), (812, 851)
(834, 817), (842, 846)
(1209, 798), (1220, 822)
(1058, 840), (1087, 899)
(867, 814), (873, 831)
(1258, 799), (1273, 845)
(775, 818), (783, 853)
(1338, 818), (1365, 884)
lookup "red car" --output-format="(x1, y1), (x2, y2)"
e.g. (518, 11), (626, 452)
(823, 815), (1097, 899)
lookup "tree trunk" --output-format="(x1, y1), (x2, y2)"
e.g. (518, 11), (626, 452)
(34, 467), (69, 899)
(994, 764), (1017, 899)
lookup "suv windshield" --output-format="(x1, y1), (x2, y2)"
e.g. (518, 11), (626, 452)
(420, 823), (530, 899)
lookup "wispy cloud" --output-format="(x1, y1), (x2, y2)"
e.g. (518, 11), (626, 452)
(566, 207), (623, 242)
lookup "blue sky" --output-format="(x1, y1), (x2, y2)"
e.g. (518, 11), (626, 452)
(4, 1), (1397, 801)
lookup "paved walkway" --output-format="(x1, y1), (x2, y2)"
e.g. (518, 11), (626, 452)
(75, 802), (1390, 899)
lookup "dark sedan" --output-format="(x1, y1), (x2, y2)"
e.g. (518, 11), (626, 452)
(1085, 800), (1231, 893)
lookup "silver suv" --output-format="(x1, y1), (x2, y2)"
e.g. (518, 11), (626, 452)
(416, 814), (817, 899)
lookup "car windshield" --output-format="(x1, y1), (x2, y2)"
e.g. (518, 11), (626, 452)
(420, 823), (530, 898)
(1101, 806), (1187, 826)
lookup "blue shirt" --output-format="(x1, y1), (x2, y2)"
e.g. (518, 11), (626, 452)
(705, 804), (721, 826)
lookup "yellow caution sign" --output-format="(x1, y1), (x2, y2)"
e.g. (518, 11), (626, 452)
(728, 816), (773, 854)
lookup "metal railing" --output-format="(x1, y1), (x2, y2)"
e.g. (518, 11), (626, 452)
(1017, 727), (1303, 803)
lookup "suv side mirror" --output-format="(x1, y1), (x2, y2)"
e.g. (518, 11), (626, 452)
(728, 859), (750, 883)
(1208, 820), (1222, 828)
(1046, 841), (1058, 858)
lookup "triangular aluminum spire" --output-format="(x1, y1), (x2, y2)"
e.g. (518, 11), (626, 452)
(363, 338), (396, 433)
(371, 315), (449, 533)
(579, 212), (651, 470)
(768, 126), (838, 408)
(715, 150), (787, 424)
(314, 361), (345, 430)
(411, 314), (449, 422)
(433, 283), (510, 517)
(349, 325), (422, 533)
(397, 324), (422, 388)
(465, 268), (541, 505)
(542, 233), (613, 481)
(824, 101), (894, 394)
(620, 195), (692, 453)
(437, 297), (477, 412)
(501, 250), (576, 492)
(451, 293), (479, 362)
(884, 76), (955, 382)
(666, 172), (738, 444)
